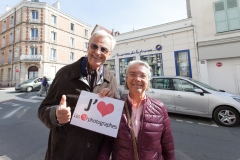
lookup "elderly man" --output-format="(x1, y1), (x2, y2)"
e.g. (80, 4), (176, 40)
(38, 30), (119, 160)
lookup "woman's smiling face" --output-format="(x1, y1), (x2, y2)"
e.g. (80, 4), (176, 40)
(126, 64), (149, 97)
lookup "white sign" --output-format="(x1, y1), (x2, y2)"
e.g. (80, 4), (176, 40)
(70, 91), (124, 137)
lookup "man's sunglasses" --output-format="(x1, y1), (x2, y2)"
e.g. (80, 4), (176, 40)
(89, 43), (110, 54)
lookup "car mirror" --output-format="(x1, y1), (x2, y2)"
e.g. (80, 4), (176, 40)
(194, 88), (203, 93)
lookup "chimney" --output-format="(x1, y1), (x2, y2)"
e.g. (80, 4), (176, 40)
(52, 1), (60, 9)
(112, 29), (114, 36)
(6, 5), (11, 11)
(186, 0), (192, 18)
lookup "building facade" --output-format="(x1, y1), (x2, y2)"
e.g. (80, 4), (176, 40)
(104, 19), (199, 87)
(0, 0), (90, 87)
(189, 0), (240, 94)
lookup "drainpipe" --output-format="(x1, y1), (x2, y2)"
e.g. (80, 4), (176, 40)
(10, 7), (17, 87)
(192, 24), (201, 81)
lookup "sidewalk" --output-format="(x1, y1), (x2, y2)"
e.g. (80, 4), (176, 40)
(0, 87), (15, 91)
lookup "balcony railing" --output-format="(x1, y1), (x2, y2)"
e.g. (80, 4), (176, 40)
(20, 54), (43, 62)
(31, 19), (39, 23)
(31, 37), (39, 41)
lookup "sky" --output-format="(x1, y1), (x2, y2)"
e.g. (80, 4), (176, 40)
(0, 0), (188, 33)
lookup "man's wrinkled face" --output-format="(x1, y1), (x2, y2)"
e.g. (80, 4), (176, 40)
(87, 36), (112, 70)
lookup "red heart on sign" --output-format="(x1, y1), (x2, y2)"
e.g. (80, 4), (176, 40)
(97, 101), (114, 117)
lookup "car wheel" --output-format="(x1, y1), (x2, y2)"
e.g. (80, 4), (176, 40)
(214, 106), (240, 127)
(26, 86), (33, 92)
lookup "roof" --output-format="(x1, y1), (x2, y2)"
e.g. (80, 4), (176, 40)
(91, 24), (120, 36)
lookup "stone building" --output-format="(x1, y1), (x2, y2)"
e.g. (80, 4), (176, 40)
(0, 0), (90, 87)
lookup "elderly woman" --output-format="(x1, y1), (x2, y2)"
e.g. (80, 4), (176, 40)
(98, 60), (175, 160)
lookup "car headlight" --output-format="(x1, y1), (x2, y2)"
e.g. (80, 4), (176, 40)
(233, 97), (240, 103)
(21, 84), (26, 87)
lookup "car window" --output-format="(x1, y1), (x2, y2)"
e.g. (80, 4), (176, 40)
(173, 79), (199, 92)
(151, 78), (171, 90)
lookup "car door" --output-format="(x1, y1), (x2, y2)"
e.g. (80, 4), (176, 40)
(34, 78), (42, 90)
(173, 78), (209, 115)
(148, 78), (175, 112)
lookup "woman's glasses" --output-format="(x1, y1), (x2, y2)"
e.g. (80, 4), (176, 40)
(89, 43), (110, 54)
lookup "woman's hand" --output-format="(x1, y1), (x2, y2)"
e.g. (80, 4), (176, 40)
(98, 88), (114, 98)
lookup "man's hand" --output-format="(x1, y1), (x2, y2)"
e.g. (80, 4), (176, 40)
(56, 95), (71, 124)
(98, 88), (114, 98)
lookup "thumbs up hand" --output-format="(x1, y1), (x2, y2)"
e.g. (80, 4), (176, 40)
(56, 95), (71, 124)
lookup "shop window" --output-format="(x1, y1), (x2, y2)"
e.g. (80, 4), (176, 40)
(174, 50), (192, 78)
(140, 53), (163, 77)
(104, 59), (115, 75)
(119, 57), (135, 85)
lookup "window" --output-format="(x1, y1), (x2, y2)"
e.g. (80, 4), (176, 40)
(85, 42), (88, 49)
(70, 52), (74, 62)
(70, 23), (74, 31)
(3, 21), (6, 32)
(214, 0), (240, 33)
(2, 36), (5, 47)
(119, 57), (136, 85)
(31, 11), (38, 22)
(85, 29), (88, 37)
(70, 37), (74, 47)
(0, 69), (3, 81)
(30, 47), (38, 55)
(51, 15), (57, 25)
(104, 59), (115, 75)
(10, 16), (14, 27)
(51, 31), (56, 42)
(174, 50), (192, 78)
(16, 12), (21, 24)
(50, 48), (56, 61)
(16, 29), (20, 42)
(8, 50), (12, 63)
(152, 78), (172, 90)
(173, 79), (199, 92)
(9, 33), (13, 44)
(31, 28), (38, 40)
(141, 53), (163, 77)
(7, 68), (11, 81)
(1, 53), (4, 65)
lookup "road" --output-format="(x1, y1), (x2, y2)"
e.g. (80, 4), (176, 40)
(0, 88), (240, 160)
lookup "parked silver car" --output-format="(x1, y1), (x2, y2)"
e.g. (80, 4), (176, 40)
(15, 77), (53, 92)
(119, 76), (240, 127)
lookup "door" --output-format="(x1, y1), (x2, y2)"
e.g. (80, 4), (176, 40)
(28, 66), (38, 79)
(149, 78), (175, 112)
(173, 78), (209, 115)
(236, 65), (240, 94)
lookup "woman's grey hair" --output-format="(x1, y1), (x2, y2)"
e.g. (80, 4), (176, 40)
(89, 30), (116, 50)
(124, 60), (152, 91)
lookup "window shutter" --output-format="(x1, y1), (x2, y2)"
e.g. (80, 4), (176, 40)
(214, 1), (228, 32)
(226, 0), (240, 30)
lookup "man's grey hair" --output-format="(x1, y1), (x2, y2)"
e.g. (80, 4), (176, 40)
(89, 30), (116, 50)
(124, 60), (152, 91)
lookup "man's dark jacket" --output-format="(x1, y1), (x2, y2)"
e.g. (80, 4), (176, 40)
(38, 57), (119, 160)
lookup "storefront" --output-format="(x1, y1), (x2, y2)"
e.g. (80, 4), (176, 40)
(104, 19), (198, 86)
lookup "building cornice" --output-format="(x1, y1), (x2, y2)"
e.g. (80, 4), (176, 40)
(0, 1), (91, 29)
(197, 36), (240, 47)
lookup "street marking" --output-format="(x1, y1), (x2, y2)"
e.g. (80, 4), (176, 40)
(176, 119), (183, 122)
(186, 121), (193, 123)
(198, 123), (218, 127)
(2, 106), (25, 119)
